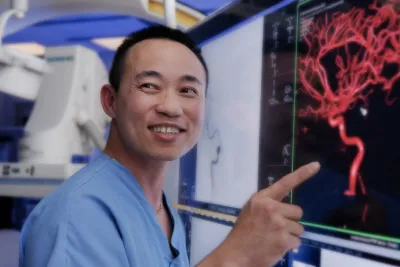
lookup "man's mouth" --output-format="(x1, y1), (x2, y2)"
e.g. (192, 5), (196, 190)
(148, 125), (185, 134)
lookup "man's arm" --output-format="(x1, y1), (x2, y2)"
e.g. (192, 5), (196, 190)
(197, 162), (321, 267)
(20, 195), (130, 267)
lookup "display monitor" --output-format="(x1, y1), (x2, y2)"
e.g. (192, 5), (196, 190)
(177, 0), (400, 266)
(292, 237), (400, 267)
(292, 0), (400, 255)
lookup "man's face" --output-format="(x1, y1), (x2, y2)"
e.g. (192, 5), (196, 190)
(114, 39), (206, 161)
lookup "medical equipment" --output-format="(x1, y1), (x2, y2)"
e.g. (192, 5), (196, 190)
(0, 45), (109, 197)
(0, 0), (194, 198)
(0, 1), (109, 197)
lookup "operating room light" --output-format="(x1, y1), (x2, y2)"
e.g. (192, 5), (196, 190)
(4, 42), (45, 56)
(92, 37), (124, 50)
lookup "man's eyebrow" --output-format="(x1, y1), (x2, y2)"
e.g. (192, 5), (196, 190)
(134, 71), (202, 85)
(181, 75), (202, 85)
(135, 70), (162, 80)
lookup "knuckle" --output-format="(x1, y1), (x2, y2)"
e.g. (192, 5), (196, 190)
(272, 215), (286, 230)
(246, 194), (264, 215)
(292, 205), (303, 219)
(250, 191), (259, 200)
(246, 194), (256, 207)
(299, 224), (305, 234)
(276, 180), (289, 193)
(293, 237), (301, 249)
(277, 233), (290, 251)
(264, 200), (277, 214)
(296, 206), (304, 219)
(250, 191), (262, 203)
(249, 193), (261, 207)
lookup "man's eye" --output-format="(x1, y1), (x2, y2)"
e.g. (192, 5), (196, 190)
(141, 83), (157, 90)
(181, 87), (197, 95)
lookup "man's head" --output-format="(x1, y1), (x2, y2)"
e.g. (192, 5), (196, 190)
(101, 25), (208, 162)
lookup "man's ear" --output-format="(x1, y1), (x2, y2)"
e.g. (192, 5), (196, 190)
(100, 84), (117, 118)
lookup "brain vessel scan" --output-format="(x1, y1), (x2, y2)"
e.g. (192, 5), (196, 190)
(293, 0), (400, 243)
(178, 1), (400, 264)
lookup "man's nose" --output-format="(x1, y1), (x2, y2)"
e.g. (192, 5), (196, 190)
(155, 90), (183, 117)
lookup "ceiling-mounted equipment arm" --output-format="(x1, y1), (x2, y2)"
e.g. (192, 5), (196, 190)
(75, 109), (106, 151)
(0, 0), (49, 101)
(0, 0), (28, 55)
(164, 0), (176, 29)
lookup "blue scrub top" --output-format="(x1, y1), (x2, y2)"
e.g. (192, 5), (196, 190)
(19, 152), (189, 267)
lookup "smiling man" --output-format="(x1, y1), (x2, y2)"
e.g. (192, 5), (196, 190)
(19, 26), (320, 267)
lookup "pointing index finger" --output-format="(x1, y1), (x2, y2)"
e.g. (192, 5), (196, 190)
(265, 162), (320, 201)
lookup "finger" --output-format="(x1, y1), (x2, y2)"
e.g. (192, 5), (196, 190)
(265, 162), (320, 200)
(279, 202), (303, 221)
(287, 235), (301, 250)
(286, 219), (305, 237)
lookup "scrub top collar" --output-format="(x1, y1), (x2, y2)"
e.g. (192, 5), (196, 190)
(98, 151), (182, 260)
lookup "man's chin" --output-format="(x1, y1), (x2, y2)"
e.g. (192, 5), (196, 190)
(149, 151), (182, 162)
(147, 143), (195, 162)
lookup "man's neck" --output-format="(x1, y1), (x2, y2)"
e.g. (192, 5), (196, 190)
(103, 124), (168, 212)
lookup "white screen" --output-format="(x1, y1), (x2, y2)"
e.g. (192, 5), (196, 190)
(194, 16), (264, 208)
(189, 217), (232, 267)
(321, 249), (398, 267)
(293, 262), (316, 267)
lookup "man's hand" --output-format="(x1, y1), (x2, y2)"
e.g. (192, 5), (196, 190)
(199, 162), (320, 267)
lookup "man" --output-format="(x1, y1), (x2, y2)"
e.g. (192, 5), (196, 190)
(19, 26), (320, 267)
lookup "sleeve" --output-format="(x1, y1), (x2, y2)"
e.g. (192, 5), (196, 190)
(20, 194), (130, 267)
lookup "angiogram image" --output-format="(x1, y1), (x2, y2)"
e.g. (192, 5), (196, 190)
(293, 0), (400, 241)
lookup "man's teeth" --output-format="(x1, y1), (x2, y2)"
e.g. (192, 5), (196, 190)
(150, 126), (180, 134)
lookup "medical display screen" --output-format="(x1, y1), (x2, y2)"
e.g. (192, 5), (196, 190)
(180, 0), (400, 265)
(259, 0), (400, 253)
(292, 0), (400, 251)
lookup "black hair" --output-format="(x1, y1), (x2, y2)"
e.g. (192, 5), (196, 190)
(109, 25), (209, 92)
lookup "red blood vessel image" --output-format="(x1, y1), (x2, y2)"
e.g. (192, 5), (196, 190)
(297, 0), (400, 197)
